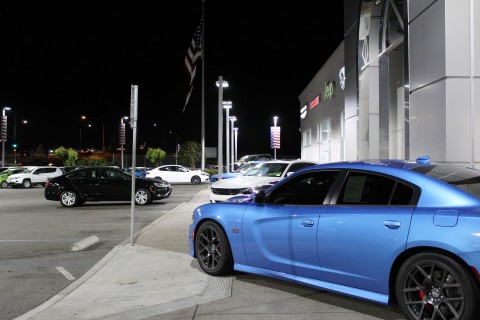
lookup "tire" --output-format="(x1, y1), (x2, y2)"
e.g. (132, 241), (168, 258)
(195, 221), (233, 276)
(191, 175), (201, 185)
(1, 181), (7, 188)
(135, 188), (151, 205)
(22, 179), (31, 188)
(60, 190), (78, 207)
(395, 252), (480, 320)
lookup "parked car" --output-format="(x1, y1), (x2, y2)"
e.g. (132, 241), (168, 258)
(0, 167), (27, 188)
(209, 161), (263, 184)
(7, 166), (63, 188)
(124, 167), (154, 178)
(145, 165), (209, 185)
(44, 166), (172, 207)
(233, 153), (272, 170)
(210, 160), (318, 202)
(190, 156), (480, 320)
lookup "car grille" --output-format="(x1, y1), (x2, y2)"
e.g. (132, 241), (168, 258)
(211, 188), (245, 196)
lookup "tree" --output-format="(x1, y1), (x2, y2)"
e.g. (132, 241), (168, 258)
(178, 141), (201, 169)
(54, 146), (78, 166)
(146, 147), (166, 167)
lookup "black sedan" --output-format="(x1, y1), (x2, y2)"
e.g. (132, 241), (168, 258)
(45, 166), (172, 207)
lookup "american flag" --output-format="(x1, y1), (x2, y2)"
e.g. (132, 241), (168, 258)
(183, 17), (203, 112)
(270, 127), (281, 149)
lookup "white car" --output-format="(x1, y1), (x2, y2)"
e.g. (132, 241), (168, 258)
(210, 160), (318, 202)
(7, 166), (63, 188)
(145, 165), (209, 185)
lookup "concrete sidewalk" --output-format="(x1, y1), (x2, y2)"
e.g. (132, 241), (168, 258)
(16, 188), (404, 320)
(16, 188), (233, 320)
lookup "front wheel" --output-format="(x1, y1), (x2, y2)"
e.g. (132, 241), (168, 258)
(1, 181), (7, 188)
(22, 179), (31, 188)
(191, 175), (201, 185)
(60, 190), (78, 207)
(396, 252), (480, 320)
(195, 221), (233, 276)
(135, 188), (151, 205)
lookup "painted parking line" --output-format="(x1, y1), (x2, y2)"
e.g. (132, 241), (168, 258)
(56, 267), (76, 281)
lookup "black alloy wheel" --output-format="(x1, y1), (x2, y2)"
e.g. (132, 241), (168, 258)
(191, 175), (201, 185)
(396, 252), (479, 320)
(60, 190), (78, 207)
(195, 221), (233, 276)
(135, 188), (151, 205)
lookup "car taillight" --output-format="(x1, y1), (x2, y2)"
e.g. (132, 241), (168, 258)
(45, 181), (53, 187)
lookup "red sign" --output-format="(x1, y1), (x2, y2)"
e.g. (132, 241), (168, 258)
(309, 96), (320, 110)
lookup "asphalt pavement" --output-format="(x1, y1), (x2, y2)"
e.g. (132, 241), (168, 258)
(15, 187), (405, 320)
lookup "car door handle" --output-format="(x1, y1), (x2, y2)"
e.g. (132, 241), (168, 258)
(384, 220), (401, 229)
(302, 219), (314, 227)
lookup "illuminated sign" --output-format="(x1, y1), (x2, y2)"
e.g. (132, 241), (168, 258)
(324, 81), (336, 101)
(309, 95), (320, 110)
(300, 105), (307, 119)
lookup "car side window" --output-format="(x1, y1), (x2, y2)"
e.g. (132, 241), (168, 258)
(287, 162), (316, 174)
(337, 172), (414, 205)
(69, 169), (97, 179)
(100, 169), (124, 180)
(33, 169), (42, 175)
(268, 171), (339, 205)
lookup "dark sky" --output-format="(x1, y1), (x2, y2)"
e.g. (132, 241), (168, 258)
(0, 1), (344, 158)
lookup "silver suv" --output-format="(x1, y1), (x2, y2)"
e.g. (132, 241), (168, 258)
(7, 166), (63, 188)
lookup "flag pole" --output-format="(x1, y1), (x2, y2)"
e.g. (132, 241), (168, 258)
(201, 0), (206, 171)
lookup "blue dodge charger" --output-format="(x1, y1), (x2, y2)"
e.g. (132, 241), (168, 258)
(189, 157), (480, 320)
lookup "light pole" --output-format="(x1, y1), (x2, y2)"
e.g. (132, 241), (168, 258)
(223, 101), (232, 173)
(216, 77), (228, 180)
(169, 131), (179, 165)
(229, 116), (237, 171)
(1, 106), (12, 167)
(81, 115), (105, 152)
(233, 127), (238, 164)
(120, 116), (128, 169)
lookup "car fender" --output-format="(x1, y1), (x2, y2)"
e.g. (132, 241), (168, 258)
(192, 202), (250, 265)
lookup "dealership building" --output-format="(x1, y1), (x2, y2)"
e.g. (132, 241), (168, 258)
(300, 0), (480, 167)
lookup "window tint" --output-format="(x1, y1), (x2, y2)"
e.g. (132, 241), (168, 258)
(337, 172), (395, 205)
(268, 171), (338, 205)
(391, 182), (414, 205)
(411, 164), (480, 198)
(100, 169), (126, 180)
(287, 162), (317, 174)
(69, 169), (97, 179)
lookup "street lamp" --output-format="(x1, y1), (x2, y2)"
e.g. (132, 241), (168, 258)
(216, 77), (229, 180)
(223, 101), (232, 173)
(229, 116), (237, 171)
(273, 116), (279, 160)
(169, 131), (180, 165)
(81, 115), (105, 152)
(1, 106), (12, 167)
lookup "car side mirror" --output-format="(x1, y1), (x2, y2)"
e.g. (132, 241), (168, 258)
(254, 189), (266, 204)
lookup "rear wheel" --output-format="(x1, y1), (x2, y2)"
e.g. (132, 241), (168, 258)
(191, 175), (201, 185)
(60, 190), (78, 207)
(396, 252), (480, 320)
(195, 221), (233, 276)
(22, 179), (31, 188)
(135, 188), (151, 205)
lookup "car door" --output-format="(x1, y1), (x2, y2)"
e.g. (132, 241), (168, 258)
(158, 166), (176, 182)
(67, 168), (100, 199)
(97, 168), (131, 200)
(30, 168), (45, 184)
(242, 170), (338, 279)
(318, 171), (418, 294)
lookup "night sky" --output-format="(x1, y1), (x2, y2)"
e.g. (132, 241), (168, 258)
(0, 1), (344, 158)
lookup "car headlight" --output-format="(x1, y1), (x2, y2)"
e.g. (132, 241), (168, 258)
(153, 181), (170, 187)
(240, 187), (253, 194)
(201, 173), (209, 176)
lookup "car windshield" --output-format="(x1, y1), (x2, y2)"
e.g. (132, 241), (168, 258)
(410, 164), (480, 198)
(24, 168), (35, 173)
(237, 163), (257, 172)
(244, 163), (288, 177)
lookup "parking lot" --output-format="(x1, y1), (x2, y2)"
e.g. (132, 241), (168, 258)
(0, 183), (207, 320)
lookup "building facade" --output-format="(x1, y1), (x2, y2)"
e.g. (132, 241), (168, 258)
(300, 0), (480, 167)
